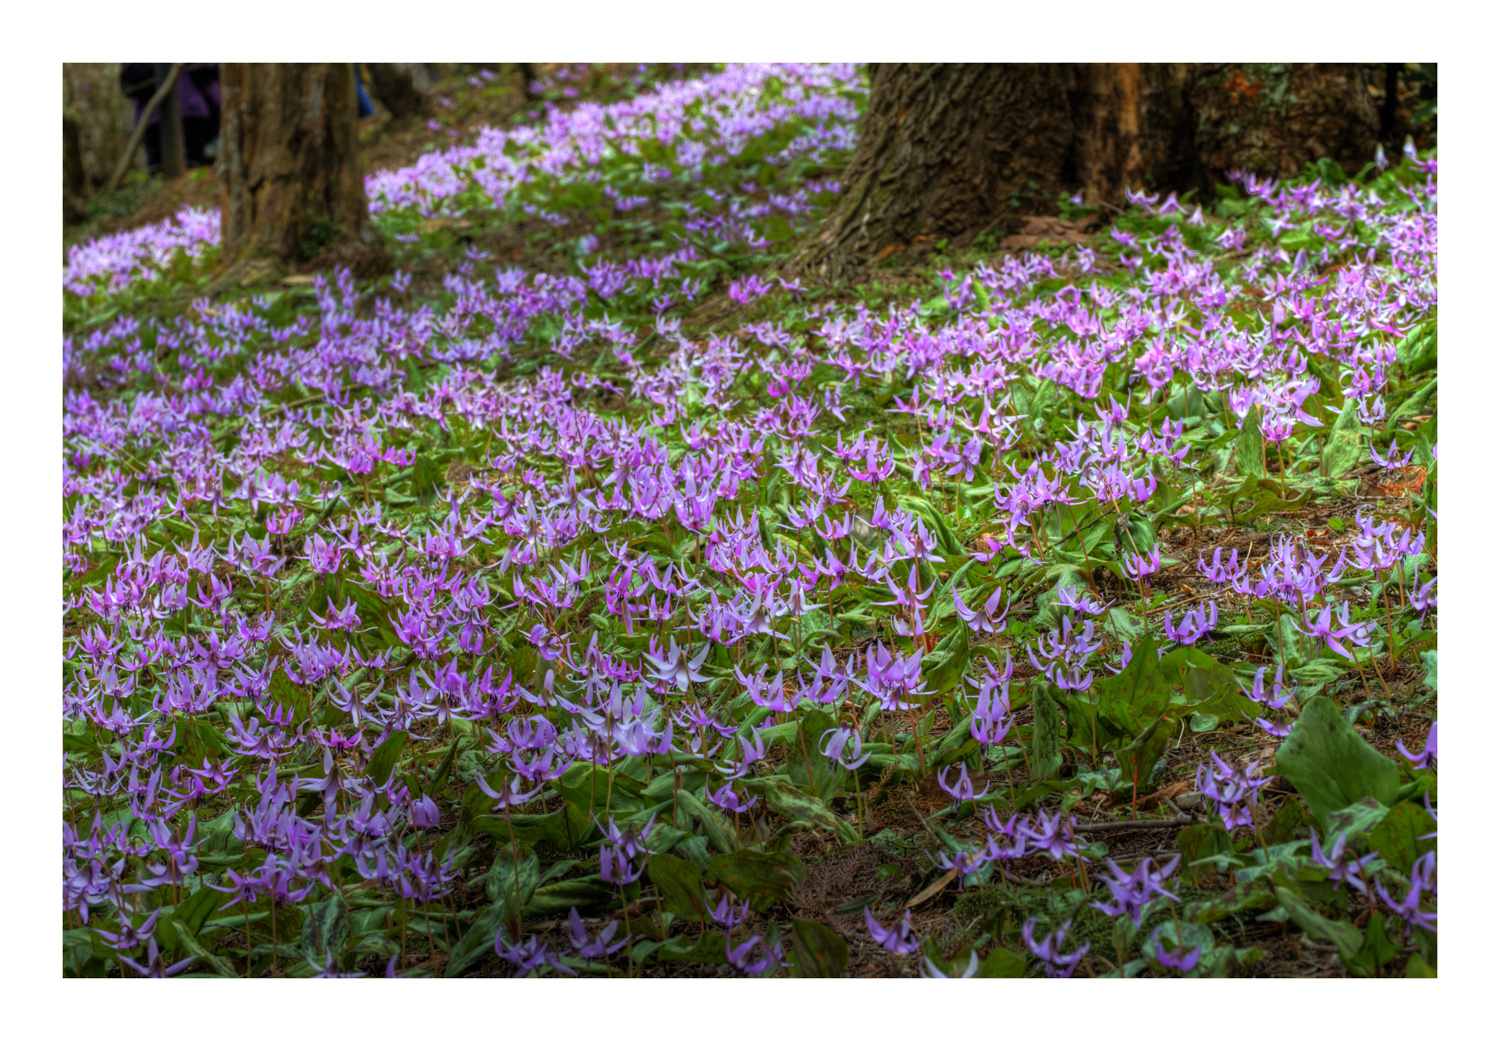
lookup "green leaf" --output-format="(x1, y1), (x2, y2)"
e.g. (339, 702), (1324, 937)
(1406, 953), (1437, 978)
(298, 892), (351, 962)
(1385, 377), (1437, 432)
(1324, 799), (1391, 846)
(707, 849), (806, 906)
(976, 946), (1028, 977)
(174, 926), (240, 977)
(1263, 795), (1316, 846)
(748, 775), (859, 843)
(646, 853), (710, 922)
(1322, 399), (1365, 479)
(671, 790), (734, 855)
(368, 730), (408, 788)
(485, 847), (541, 917)
(1396, 320), (1437, 375)
(789, 918), (849, 978)
(411, 453), (442, 501)
(785, 709), (843, 799)
(1235, 406), (1266, 479)
(1178, 823), (1234, 885)
(1275, 697), (1400, 829)
(1096, 635), (1170, 735)
(1031, 687), (1063, 780)
(653, 930), (730, 965)
(922, 624), (970, 697)
(1369, 801), (1437, 874)
(163, 885), (228, 952)
(1116, 716), (1171, 793)
(445, 903), (508, 977)
(1275, 886), (1363, 963)
(524, 878), (615, 917)
(1183, 880), (1276, 923)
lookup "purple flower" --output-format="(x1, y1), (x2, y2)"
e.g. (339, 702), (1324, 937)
(937, 762), (989, 805)
(954, 586), (1012, 633)
(819, 725), (872, 771)
(864, 907), (921, 955)
(567, 907), (627, 962)
(1148, 927), (1201, 975)
(1293, 601), (1371, 660)
(1121, 547), (1160, 581)
(920, 950), (980, 978)
(495, 929), (577, 977)
(1164, 600), (1217, 645)
(1022, 810), (1083, 861)
(643, 637), (711, 693)
(726, 934), (783, 976)
(1089, 855), (1181, 926)
(1397, 722), (1437, 770)
(115, 936), (196, 978)
(1022, 918), (1090, 978)
(1195, 752), (1272, 831)
(706, 780), (758, 815)
(1376, 851), (1437, 937)
(1308, 829), (1378, 895)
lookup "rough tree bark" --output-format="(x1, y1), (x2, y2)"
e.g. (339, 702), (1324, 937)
(792, 63), (1379, 282)
(64, 112), (88, 225)
(364, 63), (429, 121)
(218, 63), (373, 270)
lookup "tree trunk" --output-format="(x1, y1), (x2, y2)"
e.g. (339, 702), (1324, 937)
(364, 63), (428, 121)
(218, 63), (371, 268)
(64, 63), (137, 189)
(792, 63), (1379, 281)
(64, 111), (88, 225)
(155, 62), (187, 180)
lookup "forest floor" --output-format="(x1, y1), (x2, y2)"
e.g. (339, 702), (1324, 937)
(63, 64), (1437, 979)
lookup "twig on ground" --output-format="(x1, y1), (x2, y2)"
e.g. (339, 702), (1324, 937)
(1073, 814), (1198, 833)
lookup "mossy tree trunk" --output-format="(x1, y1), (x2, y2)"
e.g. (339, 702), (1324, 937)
(218, 63), (371, 268)
(793, 63), (1379, 281)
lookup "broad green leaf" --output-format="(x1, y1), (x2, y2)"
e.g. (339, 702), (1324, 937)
(1096, 635), (1170, 735)
(1322, 399), (1365, 479)
(1031, 687), (1063, 780)
(1274, 886), (1363, 964)
(1275, 697), (1400, 829)
(1396, 321), (1437, 375)
(1385, 377), (1437, 432)
(1116, 716), (1171, 793)
(789, 918), (849, 978)
(785, 708), (843, 799)
(298, 892), (351, 962)
(1178, 823), (1234, 885)
(1369, 801), (1436, 874)
(163, 884), (229, 952)
(524, 878), (615, 916)
(1235, 406), (1266, 479)
(646, 853), (710, 922)
(445, 903), (509, 978)
(653, 930), (730, 965)
(174, 927), (240, 977)
(750, 776), (859, 843)
(485, 847), (541, 917)
(368, 731), (408, 788)
(976, 946), (1027, 977)
(707, 849), (806, 905)
(1406, 953), (1437, 978)
(923, 624), (970, 697)
(671, 790), (734, 855)
(1183, 880), (1275, 924)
